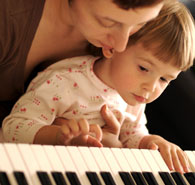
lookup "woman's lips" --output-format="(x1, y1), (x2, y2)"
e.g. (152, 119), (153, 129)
(100, 42), (113, 50)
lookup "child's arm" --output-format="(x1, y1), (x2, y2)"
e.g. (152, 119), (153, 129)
(139, 134), (190, 173)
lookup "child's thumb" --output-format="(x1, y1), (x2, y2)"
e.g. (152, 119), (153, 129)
(100, 104), (120, 134)
(148, 142), (159, 150)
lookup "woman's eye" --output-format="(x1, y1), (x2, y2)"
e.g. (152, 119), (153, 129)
(139, 66), (148, 72)
(99, 18), (117, 28)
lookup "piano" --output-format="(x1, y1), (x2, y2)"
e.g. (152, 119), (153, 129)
(0, 143), (195, 185)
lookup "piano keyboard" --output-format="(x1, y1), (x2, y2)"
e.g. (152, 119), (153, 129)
(0, 143), (195, 185)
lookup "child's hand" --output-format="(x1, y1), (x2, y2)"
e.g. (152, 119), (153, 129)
(100, 105), (123, 147)
(53, 118), (103, 147)
(139, 135), (190, 173)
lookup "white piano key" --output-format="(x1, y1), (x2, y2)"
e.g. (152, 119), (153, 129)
(121, 148), (142, 172)
(186, 151), (195, 171)
(0, 144), (18, 185)
(55, 145), (82, 185)
(131, 149), (161, 185)
(78, 146), (105, 185)
(30, 144), (56, 185)
(100, 147), (125, 185)
(150, 150), (170, 172)
(42, 145), (70, 185)
(66, 146), (92, 185)
(132, 148), (164, 184)
(141, 149), (167, 185)
(4, 143), (33, 185)
(17, 144), (42, 185)
(55, 146), (78, 172)
(131, 149), (152, 172)
(121, 148), (149, 185)
(111, 148), (137, 184)
(89, 147), (118, 184)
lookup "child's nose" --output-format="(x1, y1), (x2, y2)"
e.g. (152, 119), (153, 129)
(144, 80), (158, 93)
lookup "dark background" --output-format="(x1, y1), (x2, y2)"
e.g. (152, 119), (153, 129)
(146, 0), (195, 150)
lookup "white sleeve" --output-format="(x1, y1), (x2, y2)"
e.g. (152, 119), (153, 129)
(119, 104), (149, 148)
(2, 70), (71, 143)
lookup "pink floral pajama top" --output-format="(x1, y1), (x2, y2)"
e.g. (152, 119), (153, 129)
(2, 55), (149, 147)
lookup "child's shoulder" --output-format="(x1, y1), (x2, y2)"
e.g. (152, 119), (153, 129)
(46, 55), (98, 71)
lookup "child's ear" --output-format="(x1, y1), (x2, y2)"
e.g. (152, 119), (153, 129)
(102, 48), (114, 58)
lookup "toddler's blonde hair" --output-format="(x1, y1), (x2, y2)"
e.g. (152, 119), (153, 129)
(128, 0), (195, 71)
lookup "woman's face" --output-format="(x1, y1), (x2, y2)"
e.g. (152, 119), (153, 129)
(69, 0), (164, 58)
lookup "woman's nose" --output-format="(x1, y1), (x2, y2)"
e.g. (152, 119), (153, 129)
(109, 26), (133, 52)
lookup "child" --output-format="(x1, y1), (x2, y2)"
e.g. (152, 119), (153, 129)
(2, 1), (195, 173)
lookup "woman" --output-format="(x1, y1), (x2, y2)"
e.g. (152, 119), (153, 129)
(0, 0), (164, 124)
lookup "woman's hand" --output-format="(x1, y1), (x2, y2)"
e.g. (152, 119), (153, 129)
(53, 118), (102, 147)
(139, 134), (190, 173)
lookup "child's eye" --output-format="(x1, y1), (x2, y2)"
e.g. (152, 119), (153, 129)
(139, 66), (148, 72)
(160, 77), (168, 83)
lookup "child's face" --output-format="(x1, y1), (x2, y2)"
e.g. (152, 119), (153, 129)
(106, 43), (181, 106)
(70, 0), (163, 57)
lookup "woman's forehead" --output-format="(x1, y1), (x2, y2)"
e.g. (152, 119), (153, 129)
(90, 0), (163, 25)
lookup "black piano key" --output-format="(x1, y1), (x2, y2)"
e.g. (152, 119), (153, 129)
(142, 172), (159, 185)
(0, 172), (11, 185)
(86, 171), (102, 185)
(131, 172), (147, 185)
(66, 171), (82, 185)
(100, 171), (116, 185)
(171, 172), (187, 185)
(119, 171), (136, 185)
(13, 171), (29, 185)
(184, 172), (195, 185)
(37, 171), (52, 185)
(52, 171), (67, 185)
(159, 172), (175, 185)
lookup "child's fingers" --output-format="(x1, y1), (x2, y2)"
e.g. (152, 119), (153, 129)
(56, 124), (73, 145)
(67, 119), (80, 135)
(100, 104), (120, 134)
(176, 149), (190, 173)
(86, 135), (103, 147)
(159, 148), (174, 171)
(89, 124), (102, 141)
(147, 142), (159, 150)
(61, 124), (71, 135)
(170, 149), (184, 173)
(70, 134), (102, 147)
(53, 117), (69, 126)
(78, 119), (90, 135)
